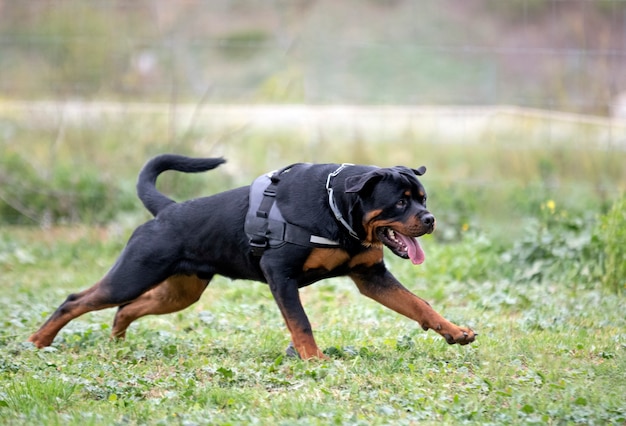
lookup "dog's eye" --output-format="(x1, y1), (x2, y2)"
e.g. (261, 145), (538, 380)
(396, 199), (408, 209)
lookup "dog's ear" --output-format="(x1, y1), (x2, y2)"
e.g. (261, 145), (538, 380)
(344, 170), (386, 193)
(393, 165), (426, 176)
(413, 166), (427, 176)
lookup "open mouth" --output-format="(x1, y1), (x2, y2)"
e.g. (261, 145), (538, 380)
(377, 227), (426, 265)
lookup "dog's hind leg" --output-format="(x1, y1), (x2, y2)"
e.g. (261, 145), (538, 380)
(28, 277), (117, 348)
(28, 241), (176, 348)
(111, 274), (210, 339)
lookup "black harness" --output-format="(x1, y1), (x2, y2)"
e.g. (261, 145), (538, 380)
(244, 165), (345, 256)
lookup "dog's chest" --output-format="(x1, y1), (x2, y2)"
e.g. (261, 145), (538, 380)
(303, 247), (383, 272)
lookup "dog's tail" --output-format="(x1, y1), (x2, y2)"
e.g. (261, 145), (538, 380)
(137, 154), (226, 216)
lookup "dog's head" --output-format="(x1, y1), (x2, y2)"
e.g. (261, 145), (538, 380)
(344, 166), (434, 265)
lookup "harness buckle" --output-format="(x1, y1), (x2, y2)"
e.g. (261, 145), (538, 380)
(249, 237), (268, 256)
(263, 187), (277, 197)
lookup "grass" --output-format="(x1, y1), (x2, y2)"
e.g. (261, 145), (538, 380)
(0, 225), (624, 425)
(0, 108), (624, 423)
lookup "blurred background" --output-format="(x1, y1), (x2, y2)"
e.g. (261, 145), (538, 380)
(1, 0), (626, 110)
(0, 0), (625, 254)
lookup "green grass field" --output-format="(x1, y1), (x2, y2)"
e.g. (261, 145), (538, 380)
(0, 108), (625, 424)
(1, 225), (624, 425)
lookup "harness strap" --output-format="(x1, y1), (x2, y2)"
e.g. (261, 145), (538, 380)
(245, 167), (341, 257)
(248, 178), (279, 255)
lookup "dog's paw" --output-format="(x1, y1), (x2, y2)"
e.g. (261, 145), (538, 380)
(285, 342), (300, 358)
(27, 333), (51, 349)
(442, 327), (477, 345)
(285, 341), (329, 360)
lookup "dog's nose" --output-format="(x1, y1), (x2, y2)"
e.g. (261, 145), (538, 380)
(421, 213), (435, 228)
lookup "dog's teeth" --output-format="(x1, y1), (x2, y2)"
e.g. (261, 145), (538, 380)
(389, 230), (400, 244)
(385, 229), (408, 251)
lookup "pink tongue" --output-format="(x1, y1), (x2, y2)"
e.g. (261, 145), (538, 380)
(396, 233), (425, 265)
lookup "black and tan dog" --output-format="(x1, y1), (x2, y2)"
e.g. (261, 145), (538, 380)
(29, 154), (476, 358)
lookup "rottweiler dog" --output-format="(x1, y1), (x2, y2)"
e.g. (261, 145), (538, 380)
(29, 154), (476, 358)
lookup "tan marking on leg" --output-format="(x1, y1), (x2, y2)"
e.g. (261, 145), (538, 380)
(28, 280), (115, 348)
(282, 314), (327, 360)
(351, 274), (476, 345)
(112, 275), (209, 338)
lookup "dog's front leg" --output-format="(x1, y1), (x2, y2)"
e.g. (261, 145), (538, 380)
(270, 280), (327, 360)
(261, 261), (327, 360)
(350, 264), (476, 345)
